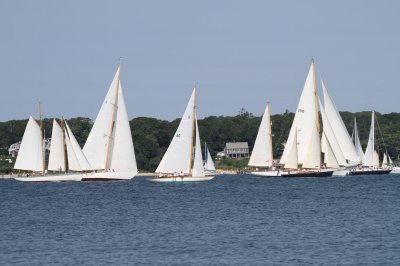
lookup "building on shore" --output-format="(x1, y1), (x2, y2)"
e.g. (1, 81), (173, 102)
(224, 142), (250, 159)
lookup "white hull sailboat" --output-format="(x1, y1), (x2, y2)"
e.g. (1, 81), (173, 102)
(81, 66), (138, 181)
(248, 102), (280, 177)
(14, 117), (91, 182)
(148, 87), (214, 182)
(319, 79), (362, 176)
(279, 60), (333, 178)
(203, 143), (218, 176)
(349, 111), (391, 176)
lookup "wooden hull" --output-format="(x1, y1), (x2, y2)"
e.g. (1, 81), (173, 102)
(147, 175), (215, 182)
(281, 170), (334, 178)
(349, 169), (391, 176)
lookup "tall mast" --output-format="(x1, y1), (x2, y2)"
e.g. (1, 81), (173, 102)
(311, 59), (320, 134)
(61, 115), (68, 171)
(104, 65), (120, 170)
(38, 100), (45, 175)
(267, 102), (273, 165)
(189, 86), (196, 175)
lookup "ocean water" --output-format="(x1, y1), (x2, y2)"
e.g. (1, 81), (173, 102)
(1, 174), (399, 265)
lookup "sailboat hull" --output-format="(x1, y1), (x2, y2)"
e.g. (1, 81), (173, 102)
(250, 171), (281, 177)
(147, 175), (215, 182)
(81, 171), (137, 181)
(14, 173), (83, 182)
(281, 170), (334, 178)
(349, 169), (391, 176)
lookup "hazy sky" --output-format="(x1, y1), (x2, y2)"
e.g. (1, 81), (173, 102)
(0, 0), (399, 121)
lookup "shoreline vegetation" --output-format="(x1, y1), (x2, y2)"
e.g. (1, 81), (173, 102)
(1, 109), (399, 174)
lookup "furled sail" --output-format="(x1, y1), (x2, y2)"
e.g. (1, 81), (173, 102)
(248, 102), (273, 168)
(156, 88), (196, 174)
(47, 119), (66, 171)
(14, 116), (44, 172)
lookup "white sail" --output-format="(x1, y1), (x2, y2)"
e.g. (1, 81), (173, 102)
(322, 79), (360, 164)
(373, 150), (379, 168)
(64, 121), (92, 171)
(382, 152), (388, 168)
(108, 81), (138, 173)
(64, 128), (82, 171)
(302, 121), (321, 169)
(319, 101), (346, 166)
(192, 119), (204, 177)
(322, 132), (339, 169)
(284, 129), (298, 169)
(83, 67), (120, 170)
(47, 120), (66, 171)
(14, 116), (44, 172)
(204, 146), (216, 171)
(353, 117), (364, 163)
(248, 102), (273, 167)
(156, 88), (196, 174)
(363, 111), (375, 167)
(388, 153), (393, 165)
(280, 61), (319, 166)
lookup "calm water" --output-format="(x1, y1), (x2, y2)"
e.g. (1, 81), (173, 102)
(1, 174), (399, 265)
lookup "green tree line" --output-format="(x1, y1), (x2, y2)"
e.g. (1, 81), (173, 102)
(0, 110), (399, 172)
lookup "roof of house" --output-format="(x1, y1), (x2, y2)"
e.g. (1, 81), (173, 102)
(225, 142), (249, 150)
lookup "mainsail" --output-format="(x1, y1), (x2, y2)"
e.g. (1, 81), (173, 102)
(83, 67), (137, 174)
(156, 89), (196, 174)
(248, 102), (273, 168)
(280, 60), (320, 168)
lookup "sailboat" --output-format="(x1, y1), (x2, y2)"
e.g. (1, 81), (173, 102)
(81, 66), (138, 181)
(349, 111), (391, 175)
(14, 117), (90, 182)
(279, 60), (333, 177)
(248, 102), (280, 177)
(148, 87), (214, 182)
(203, 143), (217, 176)
(319, 79), (362, 176)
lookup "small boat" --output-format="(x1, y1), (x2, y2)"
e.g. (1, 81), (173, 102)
(14, 117), (90, 182)
(279, 60), (333, 178)
(348, 111), (391, 176)
(203, 143), (217, 176)
(81, 66), (138, 181)
(148, 87), (214, 182)
(248, 102), (280, 177)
